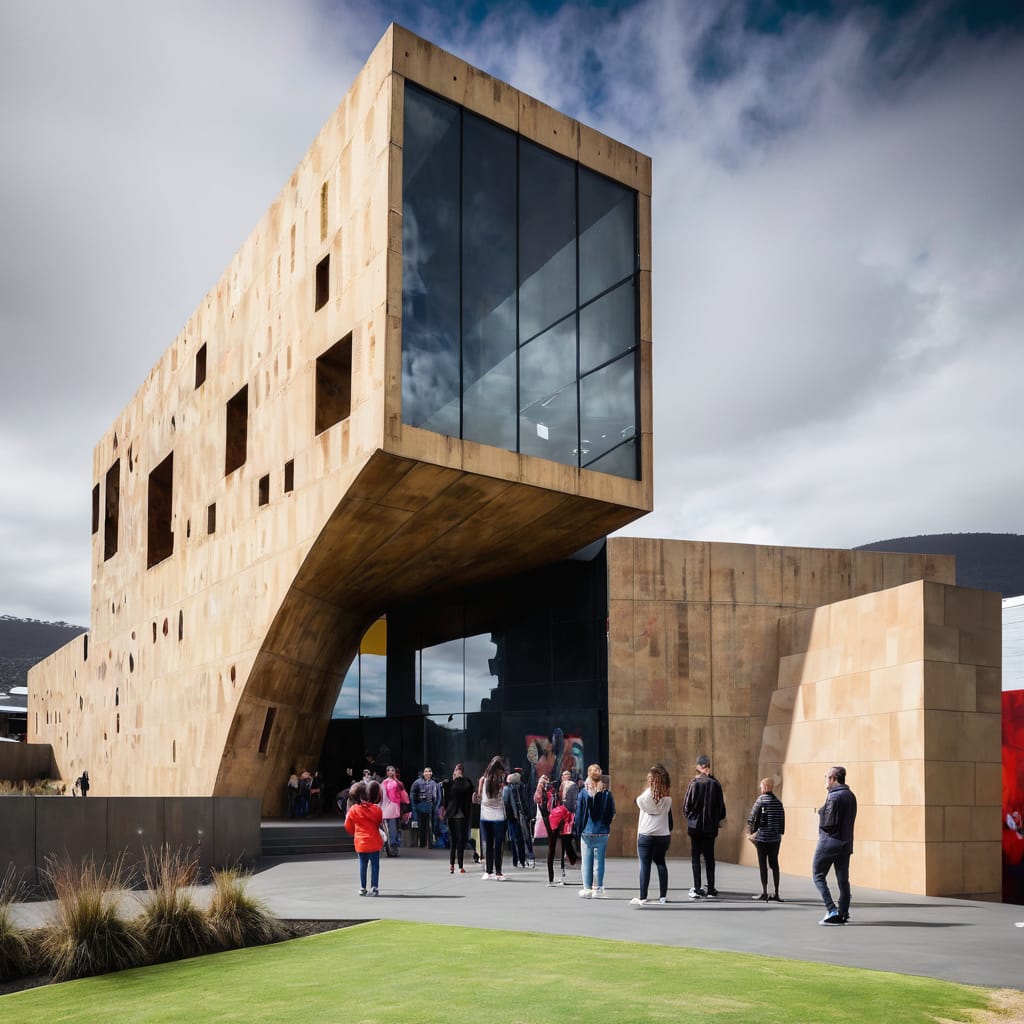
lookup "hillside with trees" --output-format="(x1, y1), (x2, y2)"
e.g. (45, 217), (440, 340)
(855, 532), (1024, 598)
(0, 616), (86, 706)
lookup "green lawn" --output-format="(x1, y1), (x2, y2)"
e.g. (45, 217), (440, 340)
(0, 920), (994, 1024)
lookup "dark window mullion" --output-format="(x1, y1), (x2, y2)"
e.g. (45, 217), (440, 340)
(574, 161), (582, 470)
(633, 189), (641, 476)
(514, 133), (521, 454)
(458, 108), (465, 441)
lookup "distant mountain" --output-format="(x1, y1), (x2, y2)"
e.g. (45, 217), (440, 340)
(0, 616), (87, 707)
(855, 533), (1024, 598)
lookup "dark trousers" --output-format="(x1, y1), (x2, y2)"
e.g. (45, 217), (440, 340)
(812, 844), (851, 916)
(637, 834), (670, 900)
(688, 829), (717, 892)
(480, 819), (507, 875)
(756, 840), (781, 893)
(416, 806), (434, 847)
(546, 830), (577, 882)
(448, 816), (469, 868)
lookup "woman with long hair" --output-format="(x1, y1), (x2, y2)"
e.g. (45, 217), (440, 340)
(576, 764), (616, 898)
(632, 763), (671, 906)
(443, 763), (475, 874)
(748, 777), (786, 901)
(477, 756), (508, 880)
(536, 774), (578, 885)
(343, 780), (385, 896)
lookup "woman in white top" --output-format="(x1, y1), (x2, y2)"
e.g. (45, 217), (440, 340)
(478, 756), (508, 880)
(632, 763), (672, 906)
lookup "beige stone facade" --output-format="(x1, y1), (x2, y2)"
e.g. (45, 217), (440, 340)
(605, 538), (1002, 897)
(28, 25), (653, 812)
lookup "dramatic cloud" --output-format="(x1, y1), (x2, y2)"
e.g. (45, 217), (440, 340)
(1, 0), (1021, 623)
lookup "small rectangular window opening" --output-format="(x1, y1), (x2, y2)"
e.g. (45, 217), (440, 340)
(207, 503), (217, 534)
(284, 459), (295, 493)
(315, 334), (352, 435)
(258, 707), (277, 754)
(147, 452), (175, 568)
(320, 182), (329, 242)
(195, 343), (207, 388)
(91, 484), (100, 535)
(225, 385), (248, 475)
(258, 474), (270, 507)
(103, 459), (120, 560)
(315, 254), (330, 311)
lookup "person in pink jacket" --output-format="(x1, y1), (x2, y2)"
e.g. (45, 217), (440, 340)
(381, 765), (409, 855)
(344, 780), (385, 896)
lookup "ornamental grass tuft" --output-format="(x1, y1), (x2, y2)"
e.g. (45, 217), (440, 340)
(39, 855), (146, 982)
(0, 866), (33, 981)
(139, 845), (216, 963)
(206, 867), (286, 950)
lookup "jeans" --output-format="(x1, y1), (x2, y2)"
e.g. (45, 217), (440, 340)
(357, 851), (380, 891)
(507, 818), (526, 866)
(385, 817), (401, 849)
(688, 829), (717, 892)
(480, 819), (507, 875)
(637, 834), (670, 900)
(581, 833), (609, 890)
(812, 843), (851, 916)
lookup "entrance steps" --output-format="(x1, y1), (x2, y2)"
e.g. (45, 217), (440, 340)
(260, 819), (354, 857)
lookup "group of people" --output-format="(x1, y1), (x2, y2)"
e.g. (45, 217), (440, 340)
(337, 752), (859, 924)
(285, 769), (324, 819)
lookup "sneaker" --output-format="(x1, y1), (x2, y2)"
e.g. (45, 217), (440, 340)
(481, 873), (494, 880)
(838, 911), (850, 922)
(658, 896), (668, 905)
(595, 887), (607, 898)
(459, 868), (466, 874)
(527, 860), (536, 869)
(578, 888), (593, 898)
(495, 874), (507, 880)
(358, 888), (367, 896)
(547, 881), (559, 887)
(629, 897), (648, 906)
(819, 909), (843, 925)
(705, 889), (719, 899)
(688, 888), (703, 900)
(769, 894), (784, 903)
(371, 888), (379, 896)
(554, 878), (565, 886)
(753, 893), (768, 901)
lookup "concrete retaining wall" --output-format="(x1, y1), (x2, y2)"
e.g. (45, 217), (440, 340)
(0, 742), (58, 783)
(0, 796), (260, 887)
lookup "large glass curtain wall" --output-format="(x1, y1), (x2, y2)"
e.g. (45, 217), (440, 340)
(402, 82), (640, 479)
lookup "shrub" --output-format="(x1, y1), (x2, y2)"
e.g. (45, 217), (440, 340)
(206, 867), (286, 950)
(139, 845), (215, 963)
(0, 867), (32, 981)
(39, 855), (146, 982)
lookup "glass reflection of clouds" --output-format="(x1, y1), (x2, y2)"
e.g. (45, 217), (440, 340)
(334, 633), (498, 720)
(401, 82), (640, 480)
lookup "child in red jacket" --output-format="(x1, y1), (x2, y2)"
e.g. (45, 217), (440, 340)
(345, 780), (385, 895)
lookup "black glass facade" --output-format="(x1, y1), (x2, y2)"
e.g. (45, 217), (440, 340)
(401, 83), (641, 478)
(322, 544), (609, 793)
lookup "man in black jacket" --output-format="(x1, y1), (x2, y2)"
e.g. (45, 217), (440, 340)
(682, 755), (726, 899)
(813, 766), (858, 925)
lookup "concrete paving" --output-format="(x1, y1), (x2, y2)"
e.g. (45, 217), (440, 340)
(12, 845), (1023, 990)
(244, 847), (1024, 991)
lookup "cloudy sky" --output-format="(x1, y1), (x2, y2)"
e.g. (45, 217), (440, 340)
(2, 0), (1022, 626)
